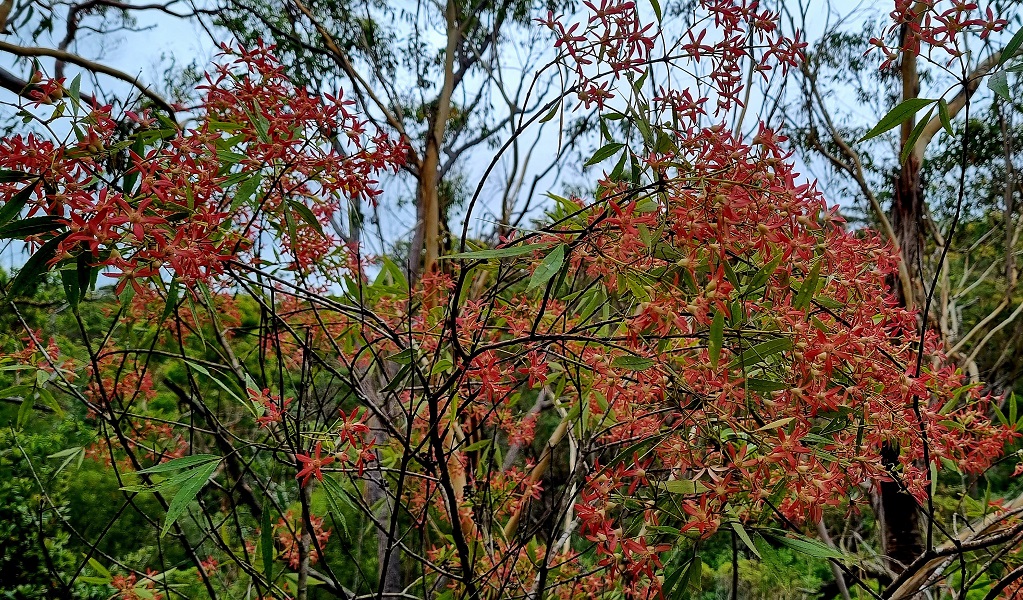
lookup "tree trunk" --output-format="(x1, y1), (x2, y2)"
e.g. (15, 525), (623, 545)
(363, 368), (402, 595)
(879, 21), (926, 576)
(409, 0), (458, 281)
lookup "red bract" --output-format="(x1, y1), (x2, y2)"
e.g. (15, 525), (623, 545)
(295, 441), (335, 486)
(0, 43), (406, 297)
(869, 0), (1006, 66)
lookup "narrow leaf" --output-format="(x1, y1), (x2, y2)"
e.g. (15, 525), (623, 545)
(757, 417), (795, 431)
(7, 231), (72, 298)
(999, 27), (1023, 67)
(17, 392), (34, 428)
(527, 244), (565, 290)
(745, 378), (789, 393)
(764, 531), (846, 559)
(731, 522), (762, 558)
(0, 179), (38, 226)
(69, 74), (81, 105)
(320, 475), (352, 538)
(584, 143), (626, 167)
(137, 454), (219, 474)
(792, 259), (822, 310)
(287, 200), (325, 237)
(0, 170), (33, 184)
(161, 459), (219, 536)
(61, 269), (80, 308)
(612, 355), (655, 371)
(648, 0), (662, 21)
(231, 172), (262, 211)
(0, 215), (64, 239)
(662, 479), (707, 494)
(538, 100), (561, 123)
(261, 504), (273, 583)
(859, 98), (936, 142)
(728, 338), (792, 370)
(900, 106), (934, 164)
(937, 99), (953, 137)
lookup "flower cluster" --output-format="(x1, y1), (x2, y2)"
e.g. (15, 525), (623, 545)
(869, 0), (1007, 67)
(539, 0), (805, 115)
(0, 43), (407, 297)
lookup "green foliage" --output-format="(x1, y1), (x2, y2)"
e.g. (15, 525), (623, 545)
(0, 421), (106, 599)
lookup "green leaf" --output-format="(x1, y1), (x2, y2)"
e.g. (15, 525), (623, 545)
(249, 100), (271, 143)
(282, 204), (297, 250)
(745, 378), (789, 393)
(584, 143), (626, 167)
(792, 259), (822, 311)
(320, 475), (352, 538)
(442, 243), (549, 260)
(662, 554), (691, 596)
(388, 348), (416, 365)
(0, 215), (64, 239)
(731, 522), (762, 558)
(161, 459), (219, 536)
(232, 171), (262, 211)
(744, 253), (783, 294)
(709, 311), (724, 369)
(61, 269), (80, 308)
(988, 70), (1011, 102)
(261, 504), (274, 583)
(376, 256), (408, 289)
(159, 277), (180, 325)
(88, 557), (112, 580)
(35, 386), (62, 417)
(764, 531), (846, 560)
(182, 360), (211, 377)
(0, 179), (38, 226)
(937, 99), (953, 137)
(632, 68), (650, 96)
(0, 170), (33, 184)
(69, 74), (81, 106)
(462, 438), (492, 452)
(381, 363), (412, 393)
(527, 244), (566, 290)
(999, 27), (1023, 67)
(612, 355), (655, 370)
(859, 98), (937, 142)
(216, 149), (248, 165)
(900, 105), (934, 164)
(538, 100), (561, 124)
(728, 338), (792, 370)
(17, 391), (34, 428)
(287, 200), (325, 238)
(648, 0), (662, 21)
(48, 446), (85, 476)
(680, 555), (702, 593)
(7, 231), (72, 298)
(662, 479), (707, 494)
(610, 146), (630, 181)
(137, 454), (220, 474)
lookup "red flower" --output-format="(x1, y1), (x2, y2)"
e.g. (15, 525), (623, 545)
(295, 441), (335, 486)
